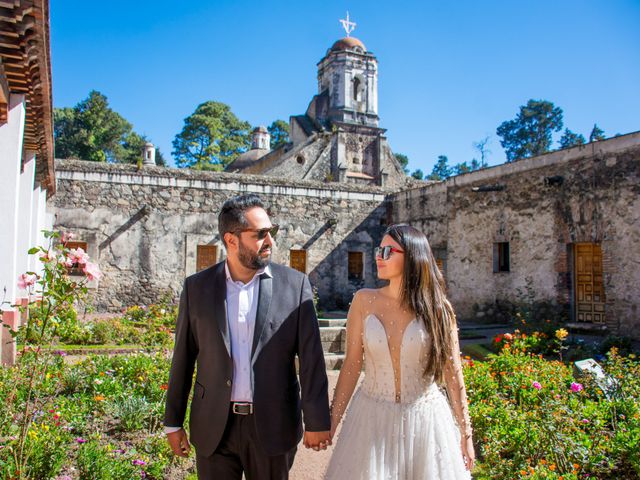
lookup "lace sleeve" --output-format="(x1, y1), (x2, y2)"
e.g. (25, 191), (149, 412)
(443, 322), (473, 441)
(329, 291), (365, 431)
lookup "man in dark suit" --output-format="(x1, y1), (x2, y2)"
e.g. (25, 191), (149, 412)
(164, 194), (331, 479)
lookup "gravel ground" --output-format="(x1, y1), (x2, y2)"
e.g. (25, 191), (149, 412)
(290, 371), (341, 480)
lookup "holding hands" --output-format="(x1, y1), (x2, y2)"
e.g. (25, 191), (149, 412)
(303, 430), (332, 451)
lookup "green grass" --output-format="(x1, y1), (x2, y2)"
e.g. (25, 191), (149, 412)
(461, 343), (493, 360)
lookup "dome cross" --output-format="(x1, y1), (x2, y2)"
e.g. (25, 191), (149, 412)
(339, 12), (357, 37)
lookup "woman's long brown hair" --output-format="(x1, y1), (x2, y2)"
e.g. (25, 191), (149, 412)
(384, 224), (457, 384)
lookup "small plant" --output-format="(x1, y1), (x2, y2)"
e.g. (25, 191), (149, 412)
(108, 395), (152, 432)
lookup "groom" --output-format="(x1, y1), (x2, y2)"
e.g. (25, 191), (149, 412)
(164, 194), (331, 479)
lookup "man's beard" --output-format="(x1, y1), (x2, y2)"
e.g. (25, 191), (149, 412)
(238, 241), (271, 270)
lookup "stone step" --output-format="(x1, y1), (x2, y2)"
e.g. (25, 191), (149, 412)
(324, 353), (345, 370)
(318, 318), (347, 327)
(320, 326), (346, 354)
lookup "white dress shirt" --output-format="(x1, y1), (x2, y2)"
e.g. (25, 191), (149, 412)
(225, 261), (270, 402)
(165, 262), (270, 434)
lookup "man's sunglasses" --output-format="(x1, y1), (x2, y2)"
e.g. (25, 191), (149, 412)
(233, 224), (279, 240)
(374, 245), (404, 260)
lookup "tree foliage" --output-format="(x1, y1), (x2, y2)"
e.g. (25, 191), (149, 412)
(496, 99), (563, 162)
(53, 91), (164, 165)
(559, 129), (586, 149)
(453, 162), (471, 175)
(411, 169), (424, 180)
(54, 91), (151, 163)
(589, 124), (606, 142)
(267, 120), (290, 150)
(472, 136), (490, 169)
(172, 101), (251, 170)
(427, 155), (452, 181)
(394, 153), (410, 174)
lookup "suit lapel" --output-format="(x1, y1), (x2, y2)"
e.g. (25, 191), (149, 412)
(211, 263), (231, 357)
(251, 271), (273, 363)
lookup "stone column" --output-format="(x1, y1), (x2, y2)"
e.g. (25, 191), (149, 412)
(0, 94), (26, 353)
(17, 152), (35, 279)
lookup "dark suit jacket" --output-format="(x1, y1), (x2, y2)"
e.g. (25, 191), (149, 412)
(164, 261), (330, 457)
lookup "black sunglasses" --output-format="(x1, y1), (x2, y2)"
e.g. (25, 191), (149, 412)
(374, 245), (404, 260)
(234, 224), (279, 240)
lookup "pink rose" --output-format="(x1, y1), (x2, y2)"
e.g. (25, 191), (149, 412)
(83, 262), (102, 281)
(68, 247), (89, 266)
(570, 382), (584, 393)
(17, 273), (37, 290)
(61, 232), (75, 243)
(532, 381), (542, 390)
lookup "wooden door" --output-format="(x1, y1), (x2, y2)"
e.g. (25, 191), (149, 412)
(290, 250), (307, 273)
(574, 243), (605, 324)
(196, 245), (218, 272)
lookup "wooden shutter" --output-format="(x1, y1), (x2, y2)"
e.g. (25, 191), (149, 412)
(290, 250), (307, 273)
(348, 252), (364, 280)
(196, 245), (218, 272)
(575, 243), (605, 324)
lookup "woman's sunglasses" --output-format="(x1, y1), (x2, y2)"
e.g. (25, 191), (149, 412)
(234, 224), (279, 240)
(374, 245), (404, 260)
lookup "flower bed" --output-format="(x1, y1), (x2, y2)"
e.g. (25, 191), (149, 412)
(0, 351), (194, 479)
(466, 336), (640, 479)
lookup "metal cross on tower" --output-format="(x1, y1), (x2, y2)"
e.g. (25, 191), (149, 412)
(340, 12), (356, 37)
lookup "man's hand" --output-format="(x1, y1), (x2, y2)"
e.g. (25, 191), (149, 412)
(167, 428), (191, 457)
(303, 430), (332, 451)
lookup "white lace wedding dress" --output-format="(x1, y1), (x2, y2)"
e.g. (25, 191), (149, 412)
(325, 314), (472, 480)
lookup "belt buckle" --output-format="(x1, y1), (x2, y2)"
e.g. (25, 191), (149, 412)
(232, 402), (253, 415)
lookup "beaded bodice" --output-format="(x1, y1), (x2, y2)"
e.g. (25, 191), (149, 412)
(361, 314), (433, 403)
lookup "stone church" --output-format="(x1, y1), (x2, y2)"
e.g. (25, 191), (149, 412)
(226, 36), (409, 190)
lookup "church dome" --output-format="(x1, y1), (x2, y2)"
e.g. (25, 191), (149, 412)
(330, 37), (366, 53)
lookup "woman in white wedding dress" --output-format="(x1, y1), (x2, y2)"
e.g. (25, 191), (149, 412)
(325, 224), (474, 480)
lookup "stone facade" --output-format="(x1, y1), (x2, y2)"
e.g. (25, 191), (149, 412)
(53, 160), (389, 311)
(389, 132), (640, 335)
(52, 131), (640, 338)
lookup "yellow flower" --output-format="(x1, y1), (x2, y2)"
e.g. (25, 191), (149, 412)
(137, 376), (144, 382)
(555, 328), (568, 341)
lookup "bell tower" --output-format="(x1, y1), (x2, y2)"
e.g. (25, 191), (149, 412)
(316, 13), (379, 127)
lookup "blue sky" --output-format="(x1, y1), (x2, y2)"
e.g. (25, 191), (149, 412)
(51, 0), (640, 173)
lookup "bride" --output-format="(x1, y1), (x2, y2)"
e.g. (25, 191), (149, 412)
(325, 224), (474, 479)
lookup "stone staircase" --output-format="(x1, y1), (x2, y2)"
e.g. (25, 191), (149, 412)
(319, 316), (347, 370)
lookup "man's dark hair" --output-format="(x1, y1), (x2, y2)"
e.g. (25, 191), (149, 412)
(218, 194), (265, 246)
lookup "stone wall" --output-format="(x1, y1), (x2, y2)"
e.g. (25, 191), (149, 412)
(52, 160), (389, 311)
(390, 132), (640, 336)
(51, 131), (640, 338)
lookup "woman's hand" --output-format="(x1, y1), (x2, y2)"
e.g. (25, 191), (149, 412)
(461, 435), (475, 471)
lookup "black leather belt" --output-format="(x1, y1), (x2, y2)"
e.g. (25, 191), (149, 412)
(231, 402), (254, 415)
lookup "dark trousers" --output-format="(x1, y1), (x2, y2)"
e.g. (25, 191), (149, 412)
(196, 410), (296, 480)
